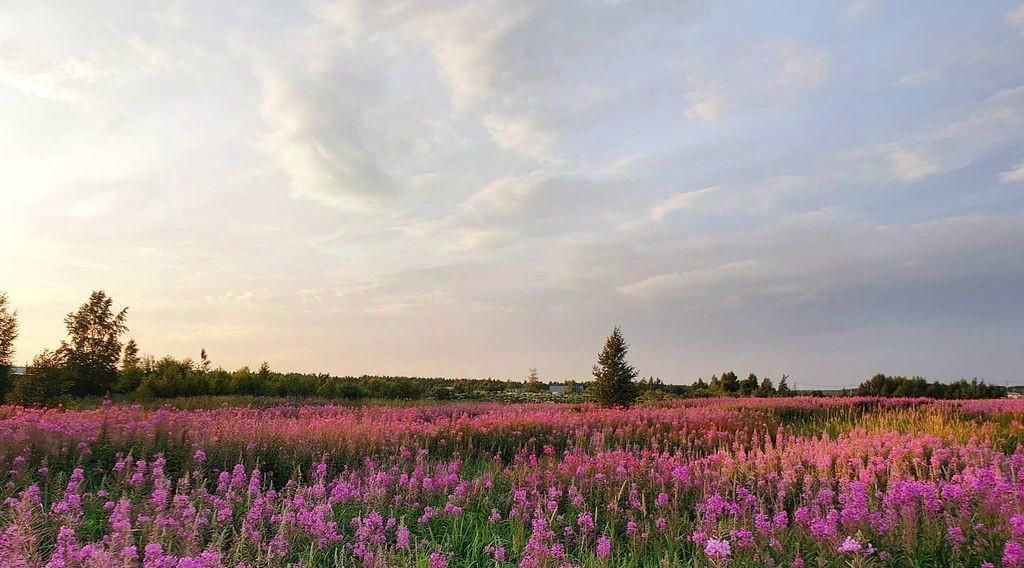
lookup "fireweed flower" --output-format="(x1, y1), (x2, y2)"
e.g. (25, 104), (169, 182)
(428, 552), (448, 568)
(705, 538), (731, 561)
(596, 535), (612, 559)
(838, 536), (862, 554)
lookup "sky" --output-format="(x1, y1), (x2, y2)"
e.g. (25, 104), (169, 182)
(2, 1), (1024, 388)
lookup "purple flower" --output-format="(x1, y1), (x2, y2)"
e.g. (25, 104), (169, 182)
(705, 538), (731, 560)
(596, 535), (612, 559)
(838, 536), (862, 554)
(428, 552), (448, 568)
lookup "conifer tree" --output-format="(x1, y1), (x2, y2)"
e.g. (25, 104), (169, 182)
(777, 374), (791, 395)
(591, 327), (638, 407)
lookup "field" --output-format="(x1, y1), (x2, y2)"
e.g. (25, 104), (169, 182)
(2, 398), (1024, 567)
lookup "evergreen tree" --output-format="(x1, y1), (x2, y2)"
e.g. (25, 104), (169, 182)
(719, 371), (740, 394)
(757, 377), (776, 397)
(116, 339), (143, 393)
(0, 291), (18, 400)
(591, 327), (639, 407)
(61, 291), (129, 396)
(739, 373), (759, 396)
(122, 339), (140, 369)
(526, 368), (543, 392)
(777, 374), (791, 395)
(200, 348), (211, 372)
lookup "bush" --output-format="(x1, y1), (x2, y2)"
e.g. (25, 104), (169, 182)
(7, 350), (70, 406)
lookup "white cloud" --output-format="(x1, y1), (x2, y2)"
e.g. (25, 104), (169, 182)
(461, 172), (553, 217)
(887, 148), (940, 182)
(483, 111), (558, 162)
(1000, 161), (1024, 183)
(683, 82), (727, 121)
(844, 87), (1024, 185)
(681, 40), (829, 121)
(1007, 4), (1024, 34)
(773, 40), (831, 89)
(618, 261), (759, 299)
(255, 52), (394, 211)
(650, 186), (720, 220)
(311, 0), (536, 111)
(843, 0), (879, 23)
(897, 70), (938, 88)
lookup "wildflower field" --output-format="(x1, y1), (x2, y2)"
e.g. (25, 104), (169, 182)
(3, 398), (1024, 567)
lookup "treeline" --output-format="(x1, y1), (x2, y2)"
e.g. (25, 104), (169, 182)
(122, 356), (516, 401)
(855, 373), (1005, 399)
(0, 289), (544, 405)
(678, 372), (794, 398)
(0, 289), (1011, 405)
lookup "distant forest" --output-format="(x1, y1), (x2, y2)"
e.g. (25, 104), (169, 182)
(0, 290), (1009, 405)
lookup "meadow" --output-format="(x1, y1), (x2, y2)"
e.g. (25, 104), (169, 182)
(2, 397), (1024, 567)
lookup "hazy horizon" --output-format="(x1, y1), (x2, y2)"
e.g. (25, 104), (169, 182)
(3, 1), (1024, 387)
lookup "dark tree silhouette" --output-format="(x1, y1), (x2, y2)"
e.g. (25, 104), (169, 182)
(0, 291), (18, 400)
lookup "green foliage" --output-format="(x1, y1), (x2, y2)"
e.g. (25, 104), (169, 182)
(7, 349), (70, 406)
(61, 290), (129, 396)
(0, 291), (17, 400)
(591, 327), (638, 407)
(856, 373), (1005, 399)
(739, 373), (759, 396)
(525, 368), (543, 392)
(718, 371), (740, 394)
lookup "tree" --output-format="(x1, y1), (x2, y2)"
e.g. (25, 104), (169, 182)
(0, 291), (18, 400)
(526, 368), (543, 392)
(200, 348), (211, 372)
(116, 339), (143, 393)
(8, 349), (69, 406)
(591, 327), (638, 407)
(739, 373), (759, 396)
(757, 377), (776, 397)
(718, 371), (740, 395)
(61, 291), (129, 396)
(777, 374), (791, 396)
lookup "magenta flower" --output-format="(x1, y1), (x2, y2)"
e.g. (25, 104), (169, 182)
(838, 536), (862, 554)
(705, 538), (731, 560)
(596, 535), (612, 559)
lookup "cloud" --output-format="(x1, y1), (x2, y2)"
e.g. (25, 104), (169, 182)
(683, 81), (727, 121)
(483, 111), (559, 162)
(610, 211), (1024, 311)
(1008, 4), (1024, 34)
(461, 172), (553, 218)
(886, 148), (940, 182)
(255, 48), (395, 211)
(311, 0), (536, 111)
(649, 186), (720, 220)
(1000, 161), (1024, 183)
(773, 40), (831, 88)
(682, 39), (829, 121)
(897, 70), (938, 88)
(618, 261), (759, 299)
(843, 87), (1024, 184)
(843, 0), (880, 23)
